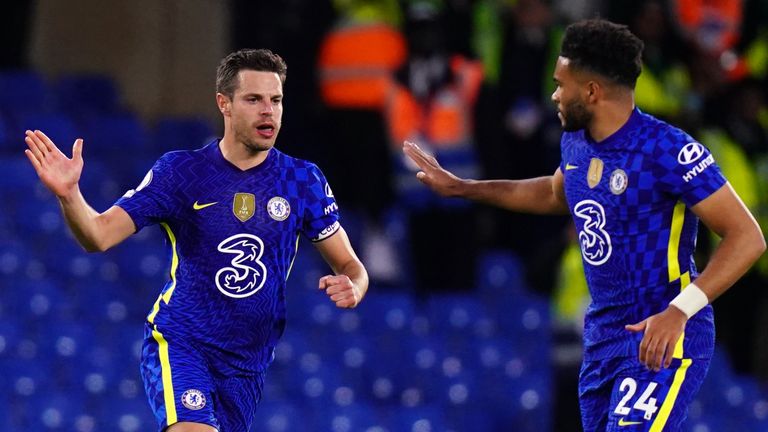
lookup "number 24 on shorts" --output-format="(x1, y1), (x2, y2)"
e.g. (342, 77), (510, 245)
(614, 377), (659, 421)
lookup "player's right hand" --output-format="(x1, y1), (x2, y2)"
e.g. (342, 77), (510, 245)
(24, 130), (84, 198)
(402, 140), (465, 197)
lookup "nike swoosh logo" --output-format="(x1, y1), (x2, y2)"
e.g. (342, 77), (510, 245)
(565, 163), (579, 170)
(193, 201), (218, 210)
(618, 418), (643, 426)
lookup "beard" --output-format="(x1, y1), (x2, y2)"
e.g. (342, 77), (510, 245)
(560, 98), (592, 132)
(235, 125), (277, 154)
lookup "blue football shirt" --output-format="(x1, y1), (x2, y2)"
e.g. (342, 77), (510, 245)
(560, 108), (726, 361)
(115, 140), (340, 373)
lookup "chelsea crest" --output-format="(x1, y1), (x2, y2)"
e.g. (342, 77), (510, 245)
(267, 197), (290, 221)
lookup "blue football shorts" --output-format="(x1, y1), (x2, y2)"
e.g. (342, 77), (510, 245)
(579, 356), (710, 431)
(140, 322), (265, 432)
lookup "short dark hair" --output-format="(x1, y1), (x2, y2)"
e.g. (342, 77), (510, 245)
(560, 19), (644, 88)
(216, 48), (288, 98)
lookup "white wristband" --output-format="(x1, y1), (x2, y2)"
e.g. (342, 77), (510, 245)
(669, 283), (709, 318)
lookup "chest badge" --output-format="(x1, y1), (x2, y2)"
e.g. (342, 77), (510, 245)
(587, 158), (604, 189)
(233, 193), (255, 222)
(267, 196), (291, 221)
(610, 169), (628, 195)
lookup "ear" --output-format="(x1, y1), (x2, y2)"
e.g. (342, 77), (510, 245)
(216, 93), (231, 116)
(586, 81), (600, 103)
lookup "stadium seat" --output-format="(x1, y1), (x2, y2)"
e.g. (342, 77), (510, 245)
(10, 277), (69, 324)
(476, 249), (528, 298)
(0, 70), (50, 115)
(151, 116), (215, 153)
(0, 240), (32, 282)
(310, 400), (380, 432)
(2, 356), (52, 399)
(444, 403), (496, 431)
(80, 113), (150, 158)
(24, 388), (87, 430)
(0, 112), (9, 151)
(250, 400), (311, 432)
(486, 373), (553, 432)
(78, 158), (128, 212)
(0, 156), (39, 198)
(425, 293), (492, 336)
(357, 290), (415, 335)
(97, 395), (154, 432)
(489, 291), (551, 359)
(13, 112), (79, 150)
(0, 321), (21, 364)
(388, 405), (448, 432)
(52, 73), (121, 117)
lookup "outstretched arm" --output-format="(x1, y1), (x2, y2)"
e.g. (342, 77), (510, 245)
(24, 130), (135, 252)
(314, 226), (369, 308)
(402, 141), (569, 215)
(626, 183), (766, 371)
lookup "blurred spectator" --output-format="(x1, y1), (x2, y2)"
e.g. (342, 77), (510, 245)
(619, 0), (693, 123)
(669, 0), (745, 100)
(699, 77), (768, 378)
(471, 0), (568, 287)
(315, 0), (406, 283)
(230, 0), (336, 159)
(385, 0), (484, 295)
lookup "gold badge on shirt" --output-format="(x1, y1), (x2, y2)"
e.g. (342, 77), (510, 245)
(587, 158), (604, 189)
(233, 193), (255, 222)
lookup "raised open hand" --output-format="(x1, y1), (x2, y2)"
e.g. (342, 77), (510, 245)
(24, 130), (84, 198)
(401, 140), (464, 197)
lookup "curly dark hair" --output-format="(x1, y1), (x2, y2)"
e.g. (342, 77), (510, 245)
(216, 48), (288, 98)
(560, 19), (644, 88)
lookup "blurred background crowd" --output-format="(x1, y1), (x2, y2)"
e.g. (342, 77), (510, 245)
(1, 0), (767, 431)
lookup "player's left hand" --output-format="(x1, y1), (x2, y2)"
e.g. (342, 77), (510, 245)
(319, 275), (362, 309)
(625, 306), (687, 371)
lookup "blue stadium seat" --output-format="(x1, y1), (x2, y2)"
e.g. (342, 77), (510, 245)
(78, 158), (129, 211)
(310, 400), (380, 432)
(36, 230), (99, 278)
(0, 112), (9, 150)
(0, 70), (50, 115)
(357, 290), (415, 335)
(80, 113), (150, 158)
(14, 191), (64, 236)
(24, 388), (87, 430)
(486, 373), (553, 432)
(425, 293), (491, 336)
(323, 332), (374, 396)
(152, 116), (215, 153)
(489, 291), (551, 359)
(13, 112), (79, 150)
(2, 356), (52, 399)
(10, 277), (70, 324)
(0, 241), (32, 282)
(110, 231), (170, 284)
(98, 394), (154, 432)
(282, 348), (342, 403)
(251, 400), (311, 432)
(476, 249), (528, 298)
(0, 156), (39, 198)
(444, 403), (496, 431)
(286, 293), (342, 336)
(52, 73), (120, 117)
(388, 405), (448, 432)
(397, 335), (447, 398)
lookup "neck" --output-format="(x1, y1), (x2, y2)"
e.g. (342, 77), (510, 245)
(219, 135), (270, 170)
(588, 93), (635, 143)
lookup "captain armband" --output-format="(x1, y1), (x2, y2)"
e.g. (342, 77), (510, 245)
(669, 283), (709, 319)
